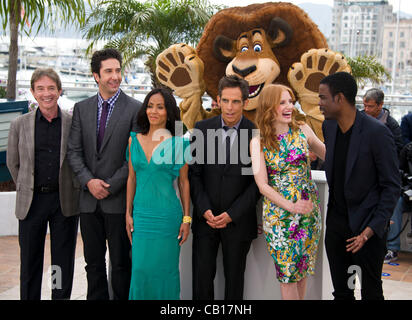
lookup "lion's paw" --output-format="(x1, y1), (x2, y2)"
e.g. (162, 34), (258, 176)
(156, 43), (205, 98)
(288, 48), (351, 98)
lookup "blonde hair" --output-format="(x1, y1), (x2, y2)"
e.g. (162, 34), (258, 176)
(256, 84), (303, 151)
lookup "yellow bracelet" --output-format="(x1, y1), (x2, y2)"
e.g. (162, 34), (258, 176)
(183, 216), (192, 224)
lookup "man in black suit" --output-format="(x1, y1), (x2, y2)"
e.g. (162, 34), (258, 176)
(67, 48), (141, 300)
(319, 72), (400, 300)
(189, 75), (260, 300)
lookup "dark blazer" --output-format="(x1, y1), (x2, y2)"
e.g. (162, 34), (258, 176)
(322, 109), (400, 239)
(67, 90), (141, 214)
(401, 112), (412, 145)
(361, 109), (403, 156)
(189, 115), (260, 241)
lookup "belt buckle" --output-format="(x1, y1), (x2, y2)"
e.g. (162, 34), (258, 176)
(41, 186), (50, 193)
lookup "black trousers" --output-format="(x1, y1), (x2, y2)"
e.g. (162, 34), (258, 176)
(80, 205), (131, 300)
(19, 191), (79, 300)
(325, 210), (387, 300)
(192, 231), (252, 300)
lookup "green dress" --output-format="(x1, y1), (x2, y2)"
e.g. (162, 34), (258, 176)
(262, 127), (321, 283)
(128, 132), (190, 300)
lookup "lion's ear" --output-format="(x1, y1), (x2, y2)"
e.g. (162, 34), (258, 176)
(213, 35), (237, 62)
(267, 17), (293, 48)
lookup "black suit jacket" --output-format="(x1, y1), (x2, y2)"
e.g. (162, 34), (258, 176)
(189, 115), (260, 241)
(322, 109), (400, 239)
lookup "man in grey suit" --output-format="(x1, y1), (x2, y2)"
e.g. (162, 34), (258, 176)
(7, 68), (80, 300)
(67, 48), (141, 300)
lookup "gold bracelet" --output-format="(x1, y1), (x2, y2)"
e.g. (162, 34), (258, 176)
(183, 216), (192, 224)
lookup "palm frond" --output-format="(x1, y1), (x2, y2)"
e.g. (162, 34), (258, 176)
(1, 0), (89, 35)
(83, 0), (218, 86)
(346, 55), (391, 88)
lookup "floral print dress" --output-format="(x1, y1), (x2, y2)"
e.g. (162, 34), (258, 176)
(262, 127), (321, 283)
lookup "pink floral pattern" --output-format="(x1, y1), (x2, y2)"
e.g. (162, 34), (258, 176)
(262, 127), (321, 283)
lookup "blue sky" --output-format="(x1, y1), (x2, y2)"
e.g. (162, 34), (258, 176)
(212, 1), (412, 15)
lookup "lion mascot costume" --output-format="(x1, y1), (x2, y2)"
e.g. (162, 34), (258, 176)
(155, 2), (351, 141)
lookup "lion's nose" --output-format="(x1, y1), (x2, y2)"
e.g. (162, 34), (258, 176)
(232, 65), (256, 77)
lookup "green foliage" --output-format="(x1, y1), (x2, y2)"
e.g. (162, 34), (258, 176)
(83, 0), (222, 86)
(0, 86), (6, 99)
(346, 55), (391, 88)
(1, 0), (89, 99)
(0, 0), (89, 36)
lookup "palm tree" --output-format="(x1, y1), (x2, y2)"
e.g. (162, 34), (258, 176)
(0, 0), (88, 99)
(346, 55), (391, 88)
(83, 0), (221, 87)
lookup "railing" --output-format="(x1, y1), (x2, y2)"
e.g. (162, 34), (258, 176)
(355, 96), (412, 123)
(2, 77), (412, 122)
(0, 78), (215, 112)
(0, 100), (29, 182)
(6, 78), (153, 100)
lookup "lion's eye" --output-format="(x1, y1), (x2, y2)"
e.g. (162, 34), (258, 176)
(241, 46), (248, 52)
(254, 44), (262, 52)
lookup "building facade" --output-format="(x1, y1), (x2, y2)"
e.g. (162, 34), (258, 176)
(382, 19), (412, 93)
(330, 0), (394, 58)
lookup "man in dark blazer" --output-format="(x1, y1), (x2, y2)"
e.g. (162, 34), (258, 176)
(67, 48), (141, 300)
(7, 68), (79, 300)
(362, 88), (403, 155)
(319, 72), (400, 300)
(189, 75), (260, 300)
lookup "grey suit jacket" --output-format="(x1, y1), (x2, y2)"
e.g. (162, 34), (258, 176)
(67, 90), (141, 214)
(6, 108), (80, 220)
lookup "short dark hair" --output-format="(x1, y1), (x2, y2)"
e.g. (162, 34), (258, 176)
(320, 72), (357, 105)
(137, 88), (181, 136)
(91, 48), (122, 75)
(31, 68), (62, 91)
(363, 88), (384, 105)
(218, 75), (249, 101)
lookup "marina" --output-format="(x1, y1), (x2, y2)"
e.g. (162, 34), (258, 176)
(0, 36), (153, 111)
(1, 34), (411, 119)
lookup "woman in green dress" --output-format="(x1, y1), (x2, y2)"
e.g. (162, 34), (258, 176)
(125, 88), (191, 300)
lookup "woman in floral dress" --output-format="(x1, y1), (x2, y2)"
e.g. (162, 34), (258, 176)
(250, 84), (326, 300)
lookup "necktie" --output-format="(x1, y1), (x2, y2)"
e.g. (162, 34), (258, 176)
(97, 101), (109, 150)
(223, 126), (232, 164)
